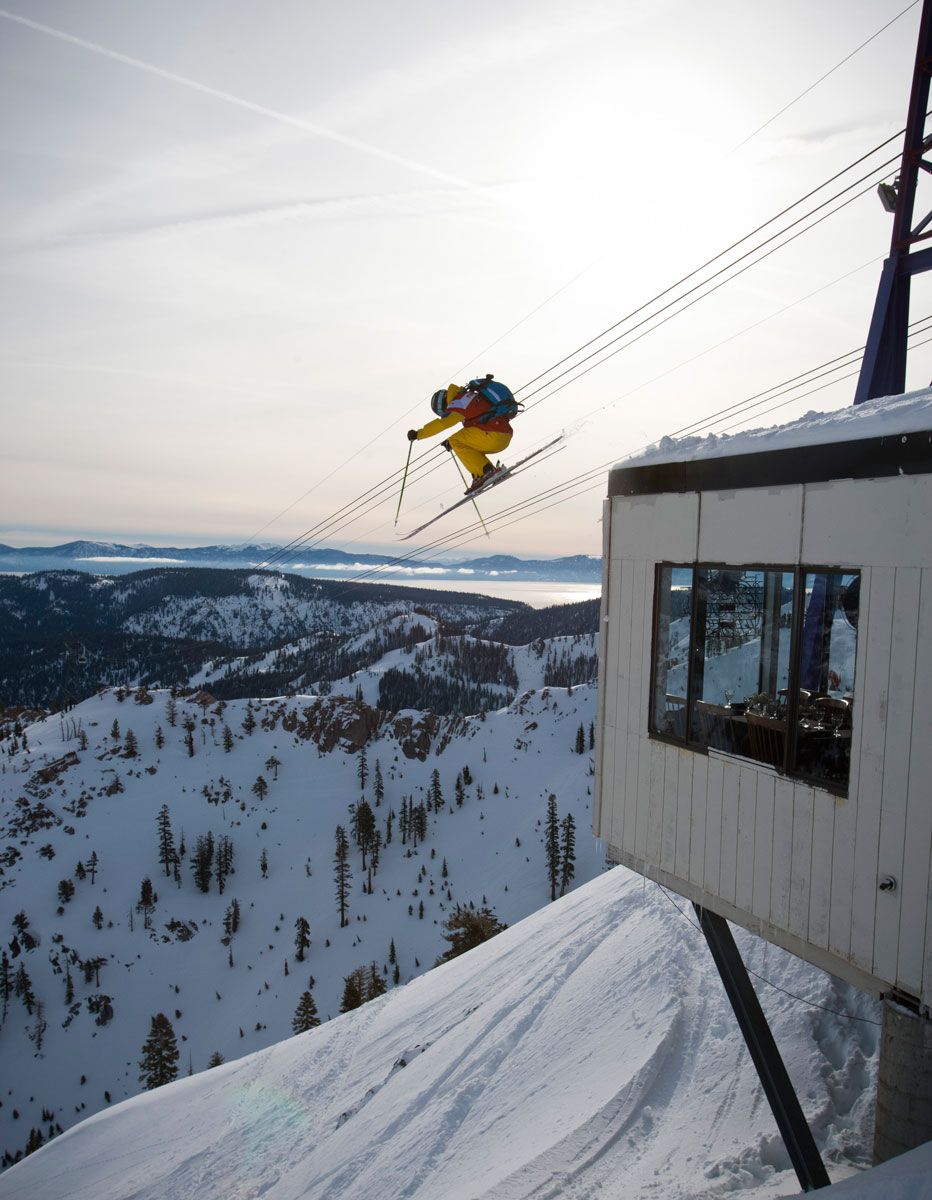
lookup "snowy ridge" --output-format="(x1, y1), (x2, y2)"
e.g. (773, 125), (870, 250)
(0, 868), (886, 1200)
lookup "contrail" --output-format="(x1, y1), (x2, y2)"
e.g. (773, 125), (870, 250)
(0, 8), (486, 196)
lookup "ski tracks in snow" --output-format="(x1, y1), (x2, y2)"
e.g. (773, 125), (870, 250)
(306, 893), (630, 1200)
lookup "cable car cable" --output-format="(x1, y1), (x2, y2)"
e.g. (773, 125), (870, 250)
(732, 0), (920, 152)
(517, 155), (902, 413)
(512, 126), (912, 399)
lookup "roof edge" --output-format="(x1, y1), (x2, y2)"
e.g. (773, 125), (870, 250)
(608, 429), (932, 497)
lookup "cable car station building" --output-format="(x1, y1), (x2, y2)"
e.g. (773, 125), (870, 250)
(593, 395), (932, 1175)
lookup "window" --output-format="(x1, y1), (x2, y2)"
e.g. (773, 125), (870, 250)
(650, 565), (859, 791)
(651, 566), (692, 740)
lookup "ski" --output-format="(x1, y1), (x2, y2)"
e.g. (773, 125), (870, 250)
(401, 436), (564, 540)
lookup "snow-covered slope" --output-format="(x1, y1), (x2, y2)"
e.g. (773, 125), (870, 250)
(0, 681), (600, 1166)
(0, 866), (885, 1200)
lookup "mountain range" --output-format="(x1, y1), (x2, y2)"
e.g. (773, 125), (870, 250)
(0, 542), (601, 584)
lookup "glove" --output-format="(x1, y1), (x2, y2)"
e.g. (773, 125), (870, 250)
(407, 429), (418, 442)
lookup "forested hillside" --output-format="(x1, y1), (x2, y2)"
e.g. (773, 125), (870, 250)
(0, 570), (524, 708)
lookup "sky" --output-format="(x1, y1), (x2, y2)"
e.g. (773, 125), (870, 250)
(2, 0), (932, 560)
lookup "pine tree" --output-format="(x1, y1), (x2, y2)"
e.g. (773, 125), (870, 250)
(292, 990), (321, 1034)
(334, 826), (351, 928)
(357, 747), (368, 793)
(14, 963), (36, 1015)
(294, 916), (311, 961)
(367, 962), (387, 999)
(86, 850), (99, 884)
(588, 721), (595, 750)
(222, 725), (234, 753)
(545, 794), (560, 902)
(154, 724), (165, 750)
(166, 694), (177, 727)
(242, 703), (256, 735)
(215, 835), (234, 895)
(251, 776), (269, 803)
(373, 759), (384, 807)
(138, 1013), (180, 1089)
(429, 768), (443, 811)
(436, 904), (507, 964)
(156, 804), (176, 877)
(92, 905), (104, 930)
(559, 812), (576, 897)
(340, 967), (366, 1012)
(574, 723), (586, 755)
(0, 952), (12, 1021)
(136, 877), (156, 929)
(264, 755), (281, 780)
(12, 910), (34, 944)
(191, 833), (214, 893)
(123, 728), (138, 758)
(351, 800), (376, 868)
(414, 802), (427, 845)
(207, 1050), (225, 1068)
(110, 718), (120, 741)
(399, 798), (408, 845)
(57, 878), (75, 906)
(259, 849), (269, 878)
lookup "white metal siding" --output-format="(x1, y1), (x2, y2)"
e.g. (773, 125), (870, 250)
(596, 472), (932, 1006)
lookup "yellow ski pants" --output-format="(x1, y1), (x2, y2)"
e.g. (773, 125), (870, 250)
(448, 427), (512, 479)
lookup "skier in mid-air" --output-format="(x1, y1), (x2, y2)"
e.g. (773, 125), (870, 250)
(407, 376), (518, 494)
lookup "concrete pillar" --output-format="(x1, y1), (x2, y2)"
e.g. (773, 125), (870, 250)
(874, 996), (932, 1163)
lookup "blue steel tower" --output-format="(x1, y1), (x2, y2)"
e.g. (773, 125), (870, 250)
(856, 0), (932, 404)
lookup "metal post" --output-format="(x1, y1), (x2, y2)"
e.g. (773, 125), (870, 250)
(694, 904), (831, 1191)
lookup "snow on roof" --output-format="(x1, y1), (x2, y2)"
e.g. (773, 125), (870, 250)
(618, 387), (932, 470)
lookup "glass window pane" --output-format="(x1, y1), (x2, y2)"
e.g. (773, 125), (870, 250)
(794, 571), (858, 789)
(689, 568), (794, 765)
(650, 566), (692, 739)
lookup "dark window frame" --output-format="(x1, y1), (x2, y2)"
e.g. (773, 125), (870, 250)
(648, 561), (858, 797)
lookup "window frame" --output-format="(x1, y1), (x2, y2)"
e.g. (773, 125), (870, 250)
(648, 561), (857, 797)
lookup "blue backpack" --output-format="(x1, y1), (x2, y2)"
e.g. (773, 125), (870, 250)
(467, 375), (522, 424)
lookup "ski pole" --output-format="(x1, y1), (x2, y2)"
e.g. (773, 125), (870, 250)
(394, 439), (414, 526)
(446, 447), (491, 539)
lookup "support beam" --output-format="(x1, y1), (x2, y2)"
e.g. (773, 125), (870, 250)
(855, 0), (932, 404)
(694, 904), (831, 1192)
